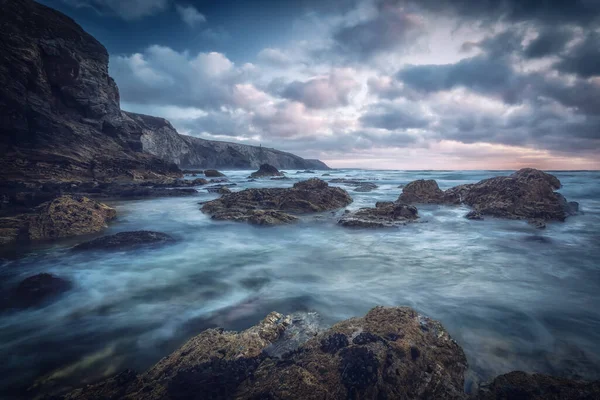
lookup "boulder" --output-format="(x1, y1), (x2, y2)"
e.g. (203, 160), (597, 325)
(339, 202), (419, 228)
(398, 179), (445, 204)
(72, 231), (175, 251)
(2, 273), (72, 310)
(476, 371), (600, 400)
(201, 179), (352, 226)
(27, 196), (116, 240)
(296, 170), (315, 174)
(249, 164), (284, 178)
(65, 307), (468, 400)
(204, 170), (226, 178)
(400, 169), (575, 223)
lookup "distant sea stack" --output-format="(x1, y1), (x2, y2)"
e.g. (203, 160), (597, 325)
(0, 0), (328, 185)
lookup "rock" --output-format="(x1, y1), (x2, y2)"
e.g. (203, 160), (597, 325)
(465, 211), (484, 220)
(72, 231), (175, 251)
(65, 307), (467, 400)
(249, 164), (284, 178)
(398, 179), (445, 204)
(339, 202), (419, 228)
(296, 170), (315, 174)
(218, 187), (232, 195)
(201, 179), (352, 226)
(330, 178), (367, 185)
(1, 273), (72, 310)
(181, 170), (203, 175)
(209, 178), (229, 183)
(354, 182), (378, 192)
(204, 170), (226, 178)
(206, 187), (232, 195)
(476, 371), (600, 400)
(510, 168), (562, 190)
(26, 196), (116, 241)
(401, 169), (575, 223)
(322, 173), (331, 176)
(270, 176), (291, 180)
(528, 219), (547, 229)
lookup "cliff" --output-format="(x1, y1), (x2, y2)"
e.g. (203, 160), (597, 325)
(128, 112), (329, 170)
(0, 0), (328, 184)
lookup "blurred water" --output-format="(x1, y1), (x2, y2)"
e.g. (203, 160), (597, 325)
(1, 170), (599, 397)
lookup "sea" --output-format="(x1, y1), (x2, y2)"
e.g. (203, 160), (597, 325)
(1, 169), (599, 397)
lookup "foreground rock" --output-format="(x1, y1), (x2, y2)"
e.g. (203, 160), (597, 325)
(0, 196), (116, 245)
(1, 273), (72, 310)
(249, 164), (284, 178)
(339, 202), (419, 228)
(354, 182), (379, 192)
(204, 170), (225, 178)
(399, 169), (576, 223)
(477, 371), (600, 400)
(201, 178), (352, 226)
(65, 306), (468, 400)
(72, 231), (175, 251)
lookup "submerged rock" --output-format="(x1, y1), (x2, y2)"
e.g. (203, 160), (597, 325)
(2, 273), (72, 310)
(249, 164), (283, 178)
(465, 211), (484, 220)
(204, 170), (226, 178)
(339, 202), (419, 228)
(72, 231), (175, 251)
(400, 169), (576, 223)
(476, 371), (600, 400)
(354, 182), (379, 192)
(65, 307), (467, 400)
(201, 178), (352, 226)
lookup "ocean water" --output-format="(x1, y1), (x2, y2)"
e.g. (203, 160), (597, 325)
(1, 170), (599, 397)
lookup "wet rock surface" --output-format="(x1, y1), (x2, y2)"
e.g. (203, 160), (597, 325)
(354, 182), (379, 192)
(65, 307), (468, 400)
(1, 196), (117, 245)
(204, 170), (226, 178)
(1, 273), (72, 310)
(249, 164), (284, 178)
(400, 169), (576, 223)
(476, 371), (600, 400)
(201, 178), (352, 226)
(72, 231), (175, 251)
(339, 202), (419, 228)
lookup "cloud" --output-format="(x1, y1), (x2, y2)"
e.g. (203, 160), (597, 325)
(332, 1), (426, 59)
(279, 69), (360, 109)
(62, 0), (169, 19)
(176, 4), (206, 27)
(110, 46), (256, 110)
(257, 48), (294, 67)
(359, 102), (430, 130)
(554, 32), (600, 78)
(523, 28), (573, 59)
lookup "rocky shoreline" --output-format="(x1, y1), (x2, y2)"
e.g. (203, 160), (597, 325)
(61, 306), (600, 400)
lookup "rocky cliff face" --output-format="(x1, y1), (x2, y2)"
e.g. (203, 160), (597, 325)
(0, 0), (328, 184)
(0, 0), (182, 182)
(133, 111), (329, 170)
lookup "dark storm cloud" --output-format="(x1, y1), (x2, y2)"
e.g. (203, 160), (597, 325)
(397, 56), (520, 103)
(523, 28), (573, 59)
(332, 1), (425, 58)
(554, 32), (600, 78)
(360, 103), (430, 130)
(403, 0), (600, 26)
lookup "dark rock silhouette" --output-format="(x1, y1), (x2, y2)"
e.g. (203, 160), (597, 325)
(2, 273), (72, 310)
(249, 164), (284, 178)
(339, 202), (419, 228)
(72, 231), (175, 251)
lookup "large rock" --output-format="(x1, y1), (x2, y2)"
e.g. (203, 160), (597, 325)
(0, 195), (116, 245)
(72, 231), (175, 251)
(339, 202), (419, 228)
(65, 307), (468, 400)
(398, 179), (445, 204)
(28, 196), (116, 240)
(201, 178), (352, 226)
(249, 164), (284, 178)
(476, 371), (600, 400)
(400, 169), (575, 223)
(1, 273), (72, 310)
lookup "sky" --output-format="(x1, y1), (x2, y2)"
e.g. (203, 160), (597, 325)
(39, 0), (600, 169)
